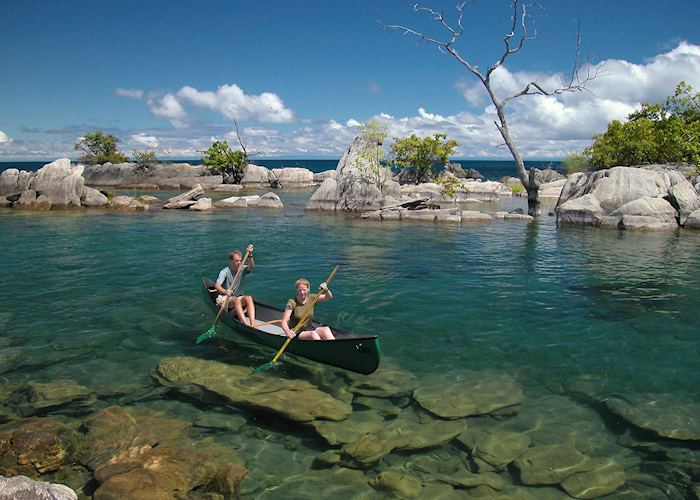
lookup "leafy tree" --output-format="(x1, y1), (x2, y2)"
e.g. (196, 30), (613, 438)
(389, 133), (458, 184)
(133, 150), (158, 176)
(355, 119), (389, 191)
(201, 140), (248, 184)
(75, 130), (128, 164)
(585, 81), (700, 169)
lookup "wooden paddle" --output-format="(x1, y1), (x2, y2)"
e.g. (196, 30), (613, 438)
(252, 265), (338, 374)
(196, 248), (252, 344)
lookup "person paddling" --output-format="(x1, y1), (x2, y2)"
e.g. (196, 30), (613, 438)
(214, 244), (256, 326)
(281, 278), (335, 340)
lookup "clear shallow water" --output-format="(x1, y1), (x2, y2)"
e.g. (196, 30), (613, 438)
(1, 192), (699, 497)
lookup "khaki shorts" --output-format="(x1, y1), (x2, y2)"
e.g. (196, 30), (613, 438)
(216, 294), (247, 306)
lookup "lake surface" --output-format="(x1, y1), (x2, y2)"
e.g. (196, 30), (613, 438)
(1, 190), (699, 498)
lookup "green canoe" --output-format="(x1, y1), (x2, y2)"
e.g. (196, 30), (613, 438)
(202, 278), (381, 375)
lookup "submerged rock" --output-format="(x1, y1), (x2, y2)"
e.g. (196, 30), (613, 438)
(0, 418), (85, 475)
(413, 371), (525, 418)
(514, 443), (594, 485)
(370, 470), (423, 498)
(560, 457), (626, 499)
(155, 356), (352, 422)
(603, 393), (700, 441)
(342, 407), (466, 465)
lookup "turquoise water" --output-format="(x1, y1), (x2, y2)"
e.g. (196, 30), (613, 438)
(1, 191), (699, 497)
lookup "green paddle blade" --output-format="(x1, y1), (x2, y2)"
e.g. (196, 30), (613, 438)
(251, 360), (275, 374)
(195, 324), (217, 344)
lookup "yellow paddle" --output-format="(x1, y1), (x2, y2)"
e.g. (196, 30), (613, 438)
(252, 265), (338, 373)
(196, 248), (252, 344)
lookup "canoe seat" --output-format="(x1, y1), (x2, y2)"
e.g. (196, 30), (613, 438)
(255, 323), (286, 336)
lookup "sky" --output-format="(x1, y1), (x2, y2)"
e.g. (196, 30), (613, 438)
(1, 0), (700, 161)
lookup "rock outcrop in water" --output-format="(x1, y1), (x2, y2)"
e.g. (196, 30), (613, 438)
(306, 137), (401, 212)
(556, 165), (700, 230)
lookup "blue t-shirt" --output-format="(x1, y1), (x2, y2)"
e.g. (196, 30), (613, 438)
(216, 264), (250, 296)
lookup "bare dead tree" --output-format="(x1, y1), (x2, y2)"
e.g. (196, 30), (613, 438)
(383, 1), (601, 216)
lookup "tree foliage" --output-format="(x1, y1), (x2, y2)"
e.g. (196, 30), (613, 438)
(585, 81), (700, 169)
(562, 152), (592, 174)
(436, 171), (462, 200)
(389, 133), (458, 184)
(355, 119), (388, 191)
(75, 130), (128, 165)
(133, 150), (158, 176)
(201, 140), (248, 184)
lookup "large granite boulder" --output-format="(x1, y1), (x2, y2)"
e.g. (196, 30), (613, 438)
(556, 165), (700, 229)
(307, 137), (400, 212)
(272, 167), (314, 187)
(240, 164), (279, 188)
(82, 162), (217, 189)
(0, 168), (33, 196)
(0, 475), (77, 500)
(30, 159), (85, 207)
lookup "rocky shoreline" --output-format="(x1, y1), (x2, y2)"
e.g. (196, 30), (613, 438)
(2, 145), (699, 231)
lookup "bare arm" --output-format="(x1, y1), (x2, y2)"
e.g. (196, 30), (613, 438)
(281, 308), (294, 338)
(246, 244), (255, 272)
(316, 282), (333, 303)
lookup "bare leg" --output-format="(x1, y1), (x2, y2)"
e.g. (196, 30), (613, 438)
(244, 296), (256, 326)
(298, 330), (321, 340)
(230, 297), (247, 323)
(316, 326), (335, 340)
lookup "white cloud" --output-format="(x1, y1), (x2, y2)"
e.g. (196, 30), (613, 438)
(176, 84), (294, 123)
(346, 119), (361, 128)
(0, 130), (11, 143)
(130, 133), (159, 148)
(147, 94), (188, 128)
(115, 88), (144, 99)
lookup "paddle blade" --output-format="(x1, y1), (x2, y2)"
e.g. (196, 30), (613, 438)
(251, 360), (275, 374)
(195, 324), (217, 344)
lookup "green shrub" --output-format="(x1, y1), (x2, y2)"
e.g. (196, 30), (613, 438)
(563, 152), (592, 174)
(133, 150), (157, 176)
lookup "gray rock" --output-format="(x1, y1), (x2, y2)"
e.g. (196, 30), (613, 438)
(313, 170), (336, 183)
(557, 193), (605, 226)
(686, 208), (700, 228)
(109, 195), (150, 211)
(668, 180), (700, 225)
(81, 186), (108, 207)
(215, 195), (260, 208)
(31, 159), (85, 206)
(257, 192), (283, 208)
(306, 178), (338, 211)
(609, 197), (678, 229)
(307, 136), (400, 212)
(189, 197), (213, 211)
(0, 475), (77, 500)
(272, 167), (314, 187)
(240, 164), (278, 188)
(164, 184), (205, 209)
(17, 189), (38, 207)
(0, 168), (33, 196)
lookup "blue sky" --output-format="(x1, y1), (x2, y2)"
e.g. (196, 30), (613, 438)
(1, 0), (699, 161)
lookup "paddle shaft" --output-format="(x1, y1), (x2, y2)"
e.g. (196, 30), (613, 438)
(271, 265), (338, 363)
(213, 248), (252, 325)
